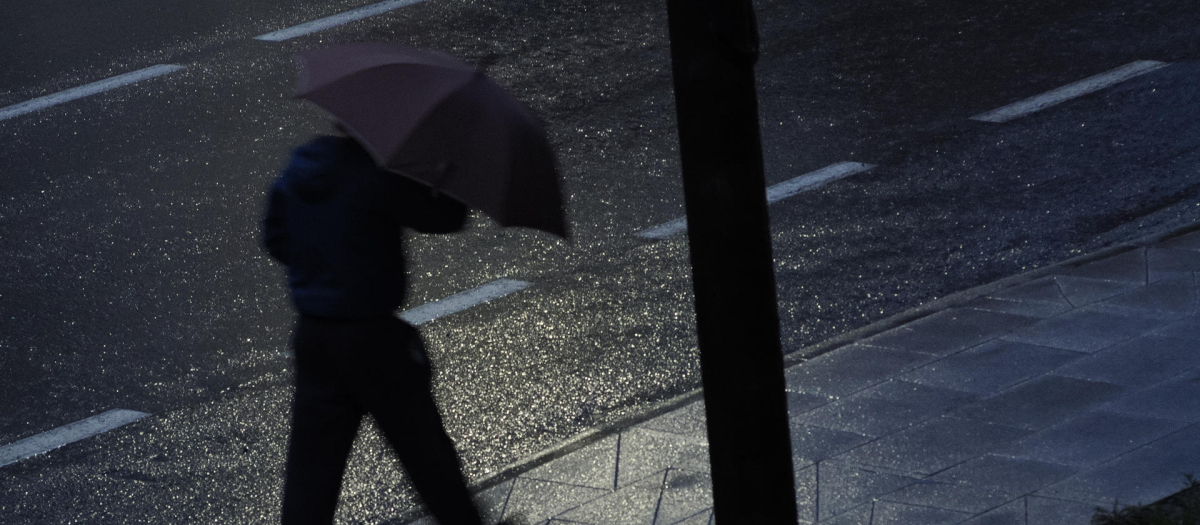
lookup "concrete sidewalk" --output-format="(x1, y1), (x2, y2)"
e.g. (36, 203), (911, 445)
(414, 226), (1200, 525)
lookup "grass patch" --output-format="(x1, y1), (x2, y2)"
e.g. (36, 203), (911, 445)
(1092, 475), (1200, 525)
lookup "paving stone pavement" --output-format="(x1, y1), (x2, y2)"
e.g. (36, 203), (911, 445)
(412, 229), (1200, 524)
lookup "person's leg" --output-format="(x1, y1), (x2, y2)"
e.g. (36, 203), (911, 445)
(281, 316), (365, 525)
(350, 318), (484, 525)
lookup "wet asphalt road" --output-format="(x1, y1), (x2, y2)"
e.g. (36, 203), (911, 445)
(0, 0), (406, 103)
(2, 0), (1199, 522)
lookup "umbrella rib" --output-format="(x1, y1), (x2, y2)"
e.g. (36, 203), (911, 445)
(382, 70), (488, 180)
(307, 65), (470, 167)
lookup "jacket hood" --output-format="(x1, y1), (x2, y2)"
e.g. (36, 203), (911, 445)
(283, 135), (350, 204)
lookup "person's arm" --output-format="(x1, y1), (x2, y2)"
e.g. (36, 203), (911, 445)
(262, 180), (290, 265)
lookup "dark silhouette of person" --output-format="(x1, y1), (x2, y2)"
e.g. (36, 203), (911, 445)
(263, 127), (493, 525)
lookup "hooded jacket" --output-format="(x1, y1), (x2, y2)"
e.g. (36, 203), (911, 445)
(263, 135), (467, 318)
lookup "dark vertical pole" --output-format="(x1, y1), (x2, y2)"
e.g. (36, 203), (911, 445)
(665, 0), (797, 522)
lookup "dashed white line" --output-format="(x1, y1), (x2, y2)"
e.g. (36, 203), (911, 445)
(0, 409), (149, 468)
(636, 217), (688, 241)
(970, 60), (1170, 123)
(0, 64), (185, 122)
(636, 161), (876, 240)
(764, 161), (876, 203)
(397, 279), (531, 325)
(272, 279), (531, 359)
(254, 0), (430, 41)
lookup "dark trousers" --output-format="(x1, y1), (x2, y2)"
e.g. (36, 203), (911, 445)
(281, 315), (483, 525)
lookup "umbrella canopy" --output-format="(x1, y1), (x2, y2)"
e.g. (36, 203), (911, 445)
(294, 43), (567, 237)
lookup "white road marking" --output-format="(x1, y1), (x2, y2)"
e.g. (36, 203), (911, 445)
(397, 279), (531, 325)
(0, 65), (185, 122)
(255, 0), (430, 41)
(635, 161), (876, 240)
(636, 217), (688, 241)
(274, 279), (532, 358)
(764, 161), (875, 203)
(970, 60), (1170, 123)
(0, 409), (149, 468)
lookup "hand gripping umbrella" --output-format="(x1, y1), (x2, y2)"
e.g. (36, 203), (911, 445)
(294, 43), (567, 237)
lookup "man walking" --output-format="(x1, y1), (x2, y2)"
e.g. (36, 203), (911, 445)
(263, 127), (498, 525)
